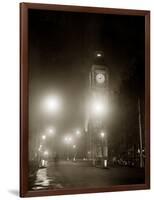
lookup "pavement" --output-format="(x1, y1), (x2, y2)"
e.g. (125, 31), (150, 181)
(29, 160), (145, 190)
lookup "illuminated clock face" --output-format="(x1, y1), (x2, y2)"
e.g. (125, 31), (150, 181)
(96, 73), (105, 83)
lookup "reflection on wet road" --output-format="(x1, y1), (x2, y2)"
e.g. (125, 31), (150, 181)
(30, 160), (145, 190)
(32, 167), (63, 190)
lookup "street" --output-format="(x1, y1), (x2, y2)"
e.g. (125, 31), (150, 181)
(29, 160), (145, 190)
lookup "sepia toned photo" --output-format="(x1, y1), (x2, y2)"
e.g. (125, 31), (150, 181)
(20, 3), (150, 197)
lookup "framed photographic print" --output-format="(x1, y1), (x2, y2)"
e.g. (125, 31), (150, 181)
(20, 3), (150, 197)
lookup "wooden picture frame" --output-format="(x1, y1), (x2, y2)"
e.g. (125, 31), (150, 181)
(20, 3), (150, 197)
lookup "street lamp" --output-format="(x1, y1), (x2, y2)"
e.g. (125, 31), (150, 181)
(47, 127), (56, 152)
(96, 53), (102, 57)
(64, 136), (73, 160)
(91, 99), (108, 117)
(64, 136), (72, 144)
(49, 128), (54, 134)
(72, 145), (77, 161)
(44, 150), (49, 156)
(100, 132), (105, 138)
(42, 135), (46, 140)
(47, 127), (55, 136)
(100, 131), (108, 169)
(42, 150), (49, 167)
(76, 130), (81, 136)
(93, 101), (103, 114)
(44, 95), (61, 113)
(95, 51), (104, 58)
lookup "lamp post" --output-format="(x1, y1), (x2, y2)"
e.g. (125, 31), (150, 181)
(43, 150), (49, 167)
(47, 127), (56, 155)
(42, 135), (46, 140)
(73, 145), (77, 161)
(100, 132), (108, 168)
(64, 136), (73, 160)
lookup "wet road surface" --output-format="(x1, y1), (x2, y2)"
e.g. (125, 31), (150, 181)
(29, 160), (145, 190)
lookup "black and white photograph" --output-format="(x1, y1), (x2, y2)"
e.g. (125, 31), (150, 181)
(20, 4), (150, 196)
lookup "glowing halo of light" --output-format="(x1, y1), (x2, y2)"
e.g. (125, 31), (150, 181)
(43, 95), (61, 113)
(91, 99), (108, 116)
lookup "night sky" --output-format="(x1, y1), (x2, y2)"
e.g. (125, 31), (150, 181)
(28, 9), (145, 157)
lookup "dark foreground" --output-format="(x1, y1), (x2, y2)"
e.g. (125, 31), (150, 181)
(29, 160), (145, 190)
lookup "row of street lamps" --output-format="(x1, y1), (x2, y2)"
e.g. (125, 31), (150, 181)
(43, 95), (109, 118)
(36, 94), (108, 162)
(63, 130), (81, 160)
(37, 126), (82, 160)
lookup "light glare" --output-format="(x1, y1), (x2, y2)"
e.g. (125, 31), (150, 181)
(64, 136), (73, 144)
(48, 128), (55, 136)
(97, 53), (102, 57)
(100, 132), (105, 138)
(44, 150), (49, 156)
(44, 96), (61, 113)
(42, 135), (46, 140)
(91, 99), (108, 116)
(76, 130), (81, 135)
(104, 160), (107, 167)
